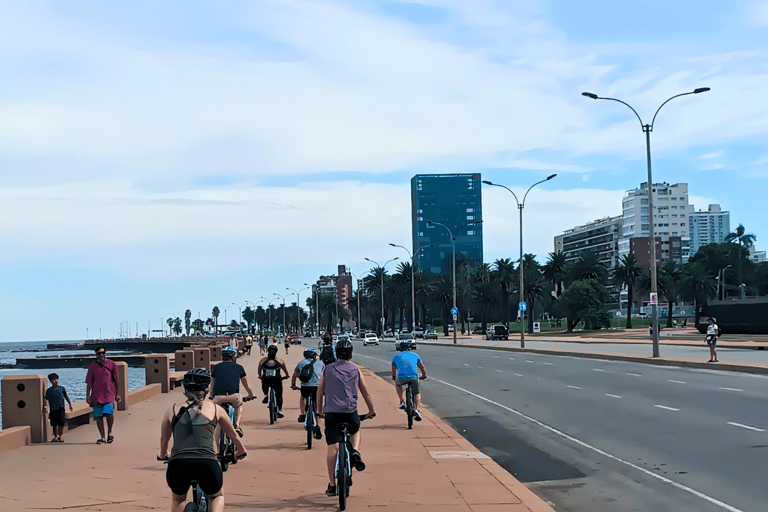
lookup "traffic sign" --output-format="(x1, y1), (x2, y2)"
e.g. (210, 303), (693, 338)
(650, 293), (658, 305)
(451, 307), (458, 316)
(453, 314), (458, 321)
(519, 301), (527, 312)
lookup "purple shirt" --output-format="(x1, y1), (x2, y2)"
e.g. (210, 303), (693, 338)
(86, 359), (118, 405)
(322, 360), (359, 414)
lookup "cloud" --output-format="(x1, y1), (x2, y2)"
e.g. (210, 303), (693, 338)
(745, 1), (768, 27)
(699, 150), (724, 159)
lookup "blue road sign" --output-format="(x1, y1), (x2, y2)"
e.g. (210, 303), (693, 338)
(451, 307), (458, 316)
(519, 301), (527, 312)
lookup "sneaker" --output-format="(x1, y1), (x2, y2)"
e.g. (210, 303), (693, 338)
(262, 396), (269, 404)
(235, 427), (244, 438)
(325, 484), (337, 497)
(350, 450), (366, 471)
(413, 409), (422, 421)
(398, 401), (405, 410)
(314, 427), (323, 440)
(298, 414), (306, 423)
(276, 411), (284, 419)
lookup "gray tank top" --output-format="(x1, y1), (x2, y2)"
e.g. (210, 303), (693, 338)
(169, 404), (217, 460)
(323, 360), (359, 413)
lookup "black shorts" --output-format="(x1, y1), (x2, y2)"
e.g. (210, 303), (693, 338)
(49, 409), (66, 427)
(706, 335), (717, 346)
(324, 412), (360, 445)
(166, 458), (223, 496)
(300, 386), (318, 402)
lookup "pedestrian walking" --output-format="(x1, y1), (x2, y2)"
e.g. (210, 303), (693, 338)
(706, 317), (720, 362)
(44, 373), (73, 442)
(86, 346), (120, 444)
(259, 335), (266, 356)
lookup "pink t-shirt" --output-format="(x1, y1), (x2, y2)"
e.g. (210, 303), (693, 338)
(86, 359), (118, 405)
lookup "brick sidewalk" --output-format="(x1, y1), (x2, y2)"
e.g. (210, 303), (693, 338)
(0, 342), (555, 512)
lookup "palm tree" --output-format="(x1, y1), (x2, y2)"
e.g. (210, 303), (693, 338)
(184, 310), (192, 336)
(212, 307), (220, 337)
(569, 252), (608, 285)
(679, 262), (716, 326)
(173, 318), (183, 336)
(612, 253), (641, 328)
(659, 261), (682, 328)
(166, 318), (173, 337)
(492, 258), (516, 327)
(430, 274), (453, 336)
(521, 255), (545, 333)
(725, 224), (757, 293)
(471, 281), (498, 332)
(392, 262), (412, 331)
(542, 250), (568, 298)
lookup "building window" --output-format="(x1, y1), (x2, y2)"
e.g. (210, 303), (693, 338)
(642, 224), (649, 231)
(641, 199), (648, 205)
(466, 230), (475, 235)
(466, 208), (474, 213)
(467, 216), (474, 220)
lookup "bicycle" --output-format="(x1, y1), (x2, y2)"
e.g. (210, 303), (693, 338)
(157, 457), (208, 512)
(304, 392), (319, 449)
(334, 415), (368, 511)
(403, 381), (415, 430)
(217, 398), (252, 471)
(263, 376), (288, 425)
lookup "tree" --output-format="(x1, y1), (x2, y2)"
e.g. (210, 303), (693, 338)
(166, 318), (173, 337)
(520, 254), (545, 333)
(725, 224), (757, 292)
(212, 307), (220, 337)
(678, 262), (716, 321)
(569, 252), (608, 285)
(542, 250), (568, 298)
(555, 279), (612, 332)
(192, 318), (204, 335)
(659, 261), (682, 328)
(243, 306), (255, 334)
(430, 274), (453, 336)
(612, 253), (641, 329)
(492, 258), (516, 326)
(184, 310), (192, 336)
(471, 281), (498, 332)
(173, 317), (182, 336)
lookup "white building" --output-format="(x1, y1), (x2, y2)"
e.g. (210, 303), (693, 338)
(554, 215), (623, 268)
(688, 204), (730, 256)
(618, 182), (694, 262)
(748, 246), (766, 264)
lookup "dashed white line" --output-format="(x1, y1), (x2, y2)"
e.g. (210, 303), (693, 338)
(495, 369), (503, 373)
(567, 385), (581, 390)
(509, 357), (515, 360)
(514, 373), (523, 377)
(655, 405), (680, 411)
(719, 387), (743, 392)
(728, 422), (764, 432)
(543, 362), (554, 365)
(626, 372), (642, 377)
(605, 394), (622, 399)
(668, 380), (687, 384)
(464, 363), (470, 366)
(525, 360), (534, 363)
(593, 368), (605, 372)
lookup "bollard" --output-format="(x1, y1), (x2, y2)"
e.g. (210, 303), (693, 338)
(145, 354), (171, 393)
(174, 350), (194, 372)
(1, 374), (47, 443)
(192, 347), (211, 372)
(210, 344), (222, 362)
(116, 362), (129, 411)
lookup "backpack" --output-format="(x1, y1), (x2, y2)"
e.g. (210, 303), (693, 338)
(320, 345), (336, 365)
(299, 361), (315, 383)
(716, 326), (721, 337)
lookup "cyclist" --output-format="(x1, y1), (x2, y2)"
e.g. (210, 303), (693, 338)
(291, 348), (325, 439)
(209, 347), (255, 438)
(257, 344), (290, 418)
(159, 368), (246, 512)
(317, 338), (376, 497)
(391, 340), (427, 421)
(318, 333), (337, 365)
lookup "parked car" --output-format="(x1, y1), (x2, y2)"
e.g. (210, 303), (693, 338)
(363, 333), (380, 346)
(304, 331), (312, 337)
(288, 333), (301, 345)
(486, 324), (509, 340)
(412, 328), (425, 338)
(383, 329), (394, 338)
(471, 325), (485, 334)
(447, 325), (454, 333)
(396, 332), (416, 350)
(424, 330), (438, 340)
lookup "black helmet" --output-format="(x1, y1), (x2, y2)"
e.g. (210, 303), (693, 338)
(182, 368), (211, 392)
(336, 337), (353, 359)
(267, 344), (278, 356)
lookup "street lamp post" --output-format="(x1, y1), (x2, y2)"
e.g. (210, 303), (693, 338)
(582, 86), (710, 357)
(232, 302), (242, 330)
(425, 221), (482, 345)
(364, 257), (399, 336)
(719, 265), (733, 301)
(483, 175), (556, 348)
(274, 293), (287, 336)
(349, 271), (364, 335)
(287, 286), (309, 334)
(260, 296), (274, 333)
(389, 243), (434, 331)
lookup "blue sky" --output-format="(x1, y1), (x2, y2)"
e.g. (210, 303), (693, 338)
(2, 0), (767, 342)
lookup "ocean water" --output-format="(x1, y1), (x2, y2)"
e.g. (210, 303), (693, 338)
(0, 341), (146, 429)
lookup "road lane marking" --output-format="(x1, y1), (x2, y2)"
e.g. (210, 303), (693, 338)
(668, 380), (687, 384)
(719, 387), (743, 392)
(525, 360), (534, 363)
(728, 422), (765, 432)
(655, 405), (680, 411)
(428, 376), (744, 512)
(464, 363), (470, 366)
(605, 394), (622, 399)
(626, 373), (642, 377)
(514, 373), (523, 377)
(509, 357), (515, 360)
(495, 370), (503, 373)
(543, 362), (554, 365)
(593, 368), (605, 372)
(567, 385), (581, 390)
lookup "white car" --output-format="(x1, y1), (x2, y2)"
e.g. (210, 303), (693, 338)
(363, 333), (380, 346)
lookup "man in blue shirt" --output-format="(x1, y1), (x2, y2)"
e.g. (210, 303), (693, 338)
(391, 341), (427, 421)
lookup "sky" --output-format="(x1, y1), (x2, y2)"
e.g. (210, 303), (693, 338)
(2, 0), (767, 342)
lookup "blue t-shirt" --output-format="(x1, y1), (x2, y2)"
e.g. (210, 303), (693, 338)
(44, 385), (68, 411)
(391, 352), (421, 379)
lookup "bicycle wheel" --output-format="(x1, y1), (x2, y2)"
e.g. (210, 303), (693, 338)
(306, 409), (314, 449)
(183, 502), (198, 512)
(219, 430), (229, 471)
(337, 440), (348, 511)
(269, 388), (276, 425)
(406, 386), (414, 430)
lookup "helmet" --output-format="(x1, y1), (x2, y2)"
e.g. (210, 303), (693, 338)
(267, 344), (278, 356)
(397, 341), (412, 351)
(182, 368), (211, 391)
(336, 337), (353, 359)
(303, 348), (317, 359)
(322, 333), (332, 345)
(221, 346), (237, 359)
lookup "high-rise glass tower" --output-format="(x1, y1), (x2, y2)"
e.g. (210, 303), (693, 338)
(411, 174), (483, 274)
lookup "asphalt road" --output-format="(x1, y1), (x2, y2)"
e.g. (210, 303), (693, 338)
(354, 339), (767, 512)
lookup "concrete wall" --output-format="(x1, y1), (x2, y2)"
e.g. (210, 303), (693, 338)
(145, 355), (171, 393)
(126, 384), (162, 408)
(0, 426), (31, 455)
(1, 374), (47, 443)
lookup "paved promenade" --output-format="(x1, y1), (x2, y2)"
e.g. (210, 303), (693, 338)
(0, 342), (555, 512)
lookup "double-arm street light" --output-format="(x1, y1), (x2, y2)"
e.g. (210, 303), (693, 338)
(260, 296), (274, 332)
(582, 86), (710, 357)
(231, 302), (242, 327)
(364, 257), (399, 335)
(718, 265), (733, 301)
(274, 293), (287, 335)
(287, 286), (310, 334)
(348, 272), (363, 334)
(483, 175), (556, 348)
(426, 220), (482, 345)
(389, 243), (434, 331)
(245, 300), (257, 334)
(304, 282), (318, 336)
